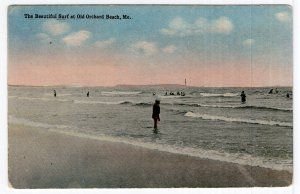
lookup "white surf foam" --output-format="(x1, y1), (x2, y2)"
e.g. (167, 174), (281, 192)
(8, 116), (70, 129)
(74, 100), (128, 105)
(184, 112), (292, 127)
(9, 96), (70, 102)
(159, 95), (184, 99)
(200, 92), (239, 97)
(101, 91), (142, 95)
(197, 103), (242, 108)
(196, 104), (292, 111)
(49, 129), (293, 173)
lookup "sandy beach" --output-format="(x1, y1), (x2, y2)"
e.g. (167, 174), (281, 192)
(8, 124), (292, 188)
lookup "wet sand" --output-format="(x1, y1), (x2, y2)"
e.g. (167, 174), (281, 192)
(8, 124), (292, 188)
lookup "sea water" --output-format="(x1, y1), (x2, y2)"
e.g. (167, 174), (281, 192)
(8, 86), (293, 172)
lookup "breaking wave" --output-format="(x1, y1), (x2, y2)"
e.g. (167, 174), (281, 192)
(74, 100), (152, 107)
(8, 96), (70, 102)
(74, 100), (129, 105)
(8, 116), (70, 129)
(176, 103), (292, 112)
(200, 93), (239, 97)
(184, 112), (292, 127)
(101, 91), (142, 96)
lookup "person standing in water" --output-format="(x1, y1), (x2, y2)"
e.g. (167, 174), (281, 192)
(152, 99), (160, 134)
(240, 91), (246, 103)
(269, 89), (273, 94)
(54, 90), (56, 97)
(87, 91), (89, 97)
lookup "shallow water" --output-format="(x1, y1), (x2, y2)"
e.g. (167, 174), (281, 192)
(8, 86), (293, 172)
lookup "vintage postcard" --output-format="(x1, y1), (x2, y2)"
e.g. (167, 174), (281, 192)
(7, 4), (293, 188)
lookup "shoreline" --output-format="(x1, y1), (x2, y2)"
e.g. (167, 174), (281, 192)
(50, 127), (293, 173)
(8, 116), (293, 173)
(8, 124), (292, 188)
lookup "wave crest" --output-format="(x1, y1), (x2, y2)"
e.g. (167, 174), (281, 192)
(184, 112), (292, 127)
(101, 91), (142, 95)
(74, 100), (129, 105)
(175, 103), (292, 112)
(200, 93), (239, 97)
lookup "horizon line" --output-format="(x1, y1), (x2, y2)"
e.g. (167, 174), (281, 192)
(7, 84), (293, 88)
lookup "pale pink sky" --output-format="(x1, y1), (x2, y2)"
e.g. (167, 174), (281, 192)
(8, 51), (292, 87)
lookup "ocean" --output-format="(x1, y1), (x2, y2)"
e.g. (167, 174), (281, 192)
(8, 85), (293, 172)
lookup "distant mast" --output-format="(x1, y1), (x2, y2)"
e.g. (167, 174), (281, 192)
(185, 78), (187, 86)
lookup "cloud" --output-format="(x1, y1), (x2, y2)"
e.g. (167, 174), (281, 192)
(242, 39), (255, 46)
(275, 12), (291, 22)
(63, 30), (91, 46)
(43, 20), (70, 36)
(161, 17), (193, 36)
(162, 45), (177, 53)
(132, 41), (158, 56)
(211, 17), (234, 34)
(161, 16), (234, 36)
(160, 17), (192, 36)
(94, 38), (116, 48)
(36, 33), (52, 44)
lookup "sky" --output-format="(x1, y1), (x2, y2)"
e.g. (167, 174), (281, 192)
(8, 5), (292, 87)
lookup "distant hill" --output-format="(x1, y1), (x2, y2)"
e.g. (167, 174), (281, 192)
(115, 84), (186, 88)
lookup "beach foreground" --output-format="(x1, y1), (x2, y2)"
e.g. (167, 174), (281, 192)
(8, 124), (292, 188)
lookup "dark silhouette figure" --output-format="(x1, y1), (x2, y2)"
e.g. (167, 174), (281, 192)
(177, 91), (180, 95)
(269, 89), (273, 94)
(275, 88), (279, 94)
(87, 91), (89, 97)
(240, 91), (246, 103)
(54, 90), (56, 97)
(165, 92), (168, 96)
(152, 99), (160, 134)
(286, 92), (290, 98)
